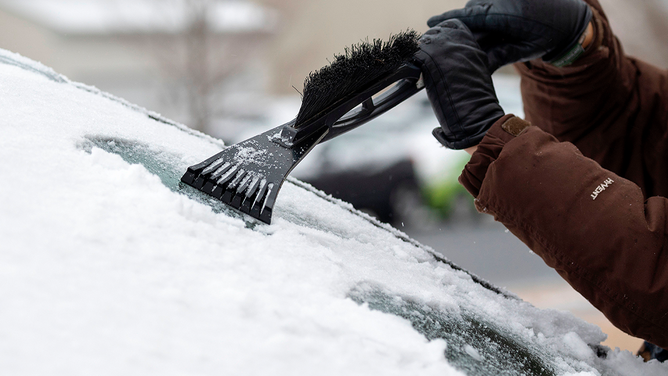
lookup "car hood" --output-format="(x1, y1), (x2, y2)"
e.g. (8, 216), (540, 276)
(0, 49), (663, 375)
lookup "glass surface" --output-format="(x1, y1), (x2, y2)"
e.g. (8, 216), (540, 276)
(81, 136), (253, 226)
(349, 284), (555, 376)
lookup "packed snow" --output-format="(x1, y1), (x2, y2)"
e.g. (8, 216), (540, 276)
(0, 48), (666, 375)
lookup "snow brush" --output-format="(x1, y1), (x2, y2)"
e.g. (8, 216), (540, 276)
(181, 30), (424, 224)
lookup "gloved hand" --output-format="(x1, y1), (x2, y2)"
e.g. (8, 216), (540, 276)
(427, 0), (592, 71)
(415, 19), (504, 150)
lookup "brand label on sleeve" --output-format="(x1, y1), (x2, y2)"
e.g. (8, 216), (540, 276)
(591, 178), (615, 200)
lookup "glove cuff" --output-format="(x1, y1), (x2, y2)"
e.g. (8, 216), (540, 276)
(432, 109), (505, 150)
(432, 126), (488, 150)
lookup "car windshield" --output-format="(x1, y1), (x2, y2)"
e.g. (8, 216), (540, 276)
(3, 49), (665, 376)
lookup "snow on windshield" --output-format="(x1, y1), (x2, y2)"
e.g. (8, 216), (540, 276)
(0, 49), (665, 375)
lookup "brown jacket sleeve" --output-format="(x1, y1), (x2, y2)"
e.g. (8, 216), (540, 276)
(515, 0), (668, 198)
(460, 117), (668, 349)
(459, 0), (668, 347)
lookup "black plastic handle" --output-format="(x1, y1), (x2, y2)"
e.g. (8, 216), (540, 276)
(277, 63), (424, 147)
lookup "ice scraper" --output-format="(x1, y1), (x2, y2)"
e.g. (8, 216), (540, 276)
(181, 31), (424, 224)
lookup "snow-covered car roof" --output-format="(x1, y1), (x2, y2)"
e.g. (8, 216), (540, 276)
(0, 49), (664, 375)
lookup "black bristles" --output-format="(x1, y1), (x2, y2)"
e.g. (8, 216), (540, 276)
(294, 30), (420, 127)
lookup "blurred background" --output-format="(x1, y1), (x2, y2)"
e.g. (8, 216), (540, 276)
(1, 0), (667, 353)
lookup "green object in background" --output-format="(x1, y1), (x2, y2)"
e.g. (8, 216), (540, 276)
(421, 151), (473, 217)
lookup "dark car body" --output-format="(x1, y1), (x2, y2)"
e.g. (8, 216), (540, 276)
(303, 158), (418, 224)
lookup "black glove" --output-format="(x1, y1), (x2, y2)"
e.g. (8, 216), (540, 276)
(415, 19), (504, 150)
(427, 0), (592, 72)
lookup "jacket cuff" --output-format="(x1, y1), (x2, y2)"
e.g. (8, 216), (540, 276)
(459, 115), (531, 197)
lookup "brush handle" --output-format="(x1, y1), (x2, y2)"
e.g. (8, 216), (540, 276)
(322, 63), (424, 142)
(277, 63), (423, 147)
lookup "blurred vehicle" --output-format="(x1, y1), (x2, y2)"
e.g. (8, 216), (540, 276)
(298, 156), (419, 225)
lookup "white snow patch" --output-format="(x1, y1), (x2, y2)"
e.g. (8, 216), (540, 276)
(464, 345), (484, 361)
(562, 332), (596, 361)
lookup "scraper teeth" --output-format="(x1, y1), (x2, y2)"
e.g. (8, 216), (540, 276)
(202, 180), (217, 195)
(237, 174), (261, 213)
(252, 179), (268, 209)
(260, 183), (275, 214)
(227, 169), (246, 190)
(236, 173), (253, 194)
(216, 164), (238, 185)
(211, 184), (225, 198)
(244, 175), (261, 200)
(202, 158), (226, 175)
(210, 162), (232, 179)
(227, 172), (248, 208)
